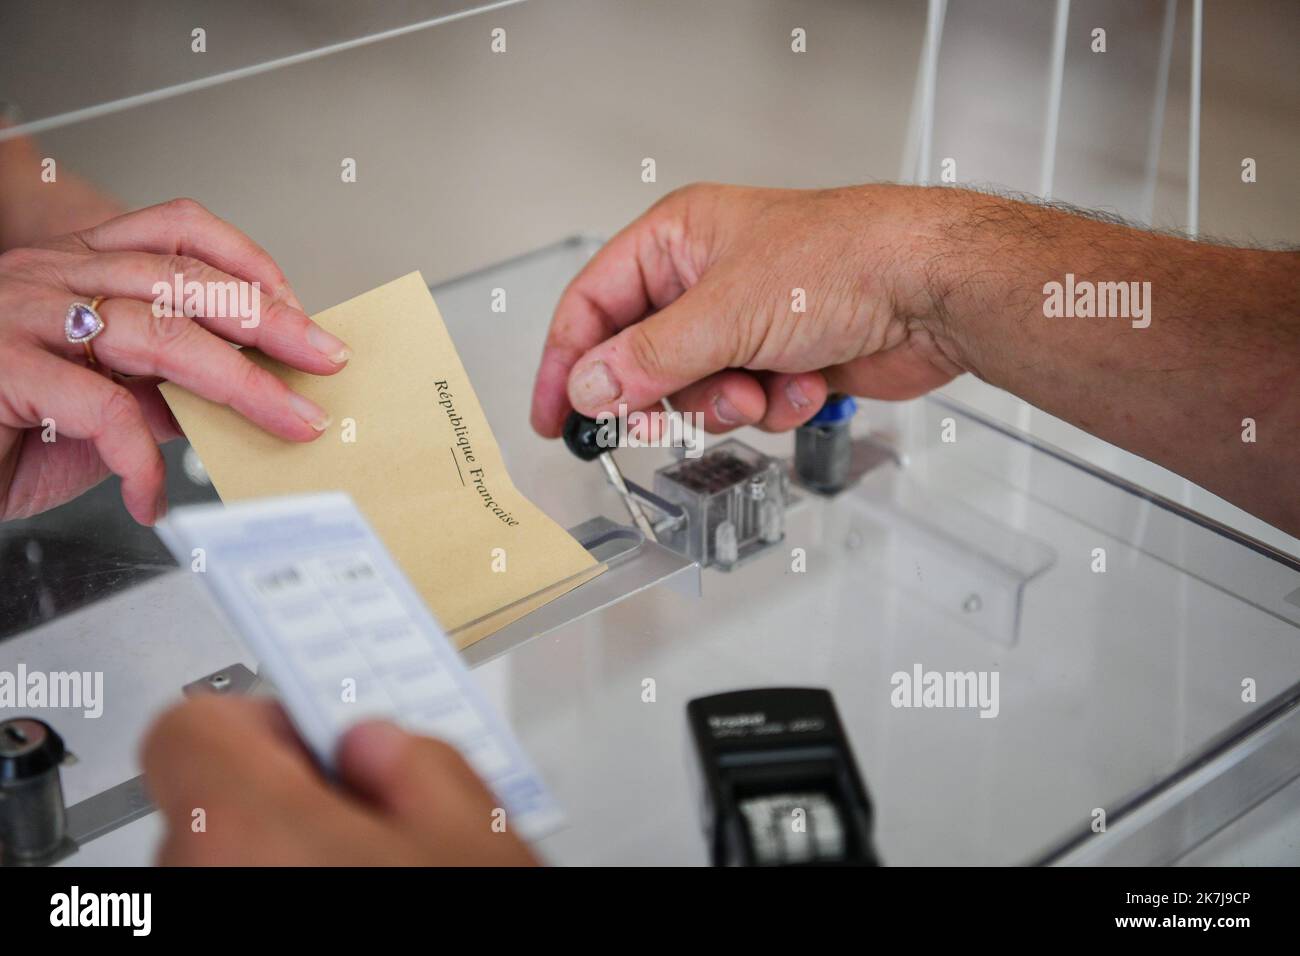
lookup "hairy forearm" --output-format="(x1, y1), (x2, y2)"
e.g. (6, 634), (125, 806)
(911, 187), (1300, 534)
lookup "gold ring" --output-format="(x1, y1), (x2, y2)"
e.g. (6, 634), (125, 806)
(65, 295), (107, 365)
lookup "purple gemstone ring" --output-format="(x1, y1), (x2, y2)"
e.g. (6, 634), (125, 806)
(65, 295), (107, 365)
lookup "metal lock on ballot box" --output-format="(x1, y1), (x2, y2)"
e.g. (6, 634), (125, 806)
(563, 411), (791, 570)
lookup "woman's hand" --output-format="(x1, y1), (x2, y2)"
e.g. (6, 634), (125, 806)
(0, 198), (350, 524)
(530, 182), (963, 437)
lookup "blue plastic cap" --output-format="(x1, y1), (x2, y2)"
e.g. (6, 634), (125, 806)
(809, 393), (857, 425)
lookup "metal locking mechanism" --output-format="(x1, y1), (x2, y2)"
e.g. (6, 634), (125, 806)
(653, 439), (787, 570)
(563, 411), (789, 570)
(0, 717), (74, 866)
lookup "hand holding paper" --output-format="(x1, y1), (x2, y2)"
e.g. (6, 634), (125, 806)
(162, 271), (601, 647)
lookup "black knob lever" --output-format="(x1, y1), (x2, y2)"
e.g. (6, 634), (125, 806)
(562, 411), (608, 462)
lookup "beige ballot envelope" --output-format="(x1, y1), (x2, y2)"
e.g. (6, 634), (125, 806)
(161, 271), (602, 648)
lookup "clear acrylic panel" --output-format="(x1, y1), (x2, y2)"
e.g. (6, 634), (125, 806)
(0, 2), (1296, 868)
(0, 0), (519, 137)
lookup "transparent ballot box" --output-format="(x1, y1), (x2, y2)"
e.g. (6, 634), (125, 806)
(1, 1), (1296, 867)
(1, 236), (1296, 866)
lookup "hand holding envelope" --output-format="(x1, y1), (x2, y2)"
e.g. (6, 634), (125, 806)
(162, 271), (602, 648)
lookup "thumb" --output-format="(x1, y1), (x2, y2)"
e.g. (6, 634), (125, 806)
(337, 721), (492, 819)
(337, 721), (538, 864)
(566, 283), (738, 417)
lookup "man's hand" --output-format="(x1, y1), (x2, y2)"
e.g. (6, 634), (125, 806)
(531, 183), (963, 438)
(141, 696), (539, 866)
(532, 183), (1300, 535)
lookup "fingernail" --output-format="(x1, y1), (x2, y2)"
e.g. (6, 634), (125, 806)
(290, 393), (332, 431)
(713, 394), (742, 425)
(786, 378), (812, 409)
(570, 360), (620, 407)
(306, 323), (350, 364)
